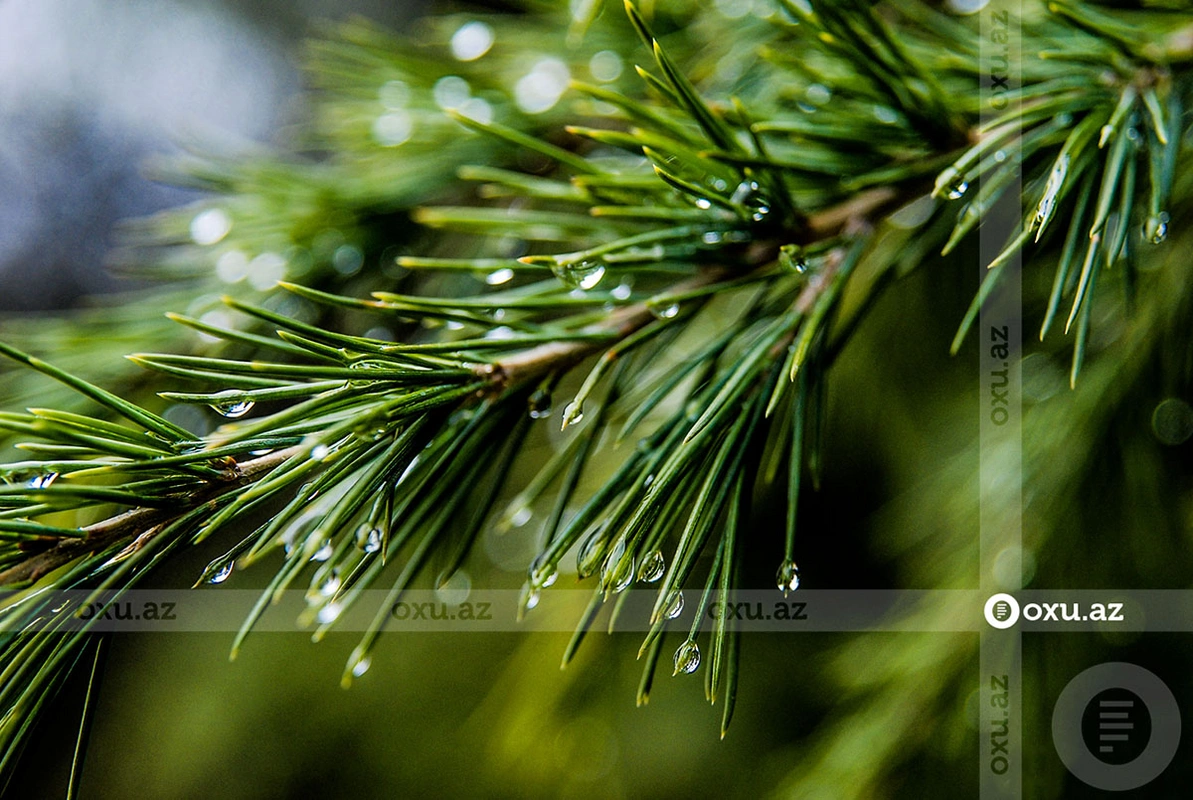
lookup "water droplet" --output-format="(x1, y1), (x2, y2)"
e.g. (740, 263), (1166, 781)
(638, 550), (665, 582)
(484, 325), (516, 340)
(319, 569), (342, 596)
(1144, 212), (1170, 245)
(731, 180), (771, 221)
(701, 231), (723, 245)
(805, 83), (831, 105)
(208, 562), (234, 584)
(694, 198), (713, 210)
(611, 282), (633, 301)
(606, 550), (635, 593)
(317, 601), (343, 624)
(450, 20), (494, 62)
(486, 267), (515, 285)
(673, 640), (701, 674)
(776, 558), (801, 595)
(311, 540), (334, 562)
(520, 581), (542, 612)
(509, 506), (533, 528)
(551, 260), (606, 290)
(946, 180), (969, 200)
(562, 400), (584, 428)
(650, 303), (680, 320)
(530, 554), (559, 588)
(577, 527), (609, 577)
(27, 472), (58, 490)
(1034, 154), (1068, 230)
(351, 653), (372, 678)
(664, 591), (685, 620)
(209, 393), (255, 419)
(357, 525), (383, 554)
(780, 245), (807, 273)
(602, 534), (627, 572)
(606, 557), (634, 593)
(310, 444), (331, 461)
(993, 149), (1007, 163)
(528, 389), (552, 419)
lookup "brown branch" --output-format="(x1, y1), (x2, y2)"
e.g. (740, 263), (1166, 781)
(0, 446), (301, 587)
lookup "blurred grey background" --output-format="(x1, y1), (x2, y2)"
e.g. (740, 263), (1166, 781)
(0, 0), (417, 310)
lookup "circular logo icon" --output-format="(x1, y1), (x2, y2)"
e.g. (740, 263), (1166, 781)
(984, 593), (1020, 629)
(1052, 662), (1180, 791)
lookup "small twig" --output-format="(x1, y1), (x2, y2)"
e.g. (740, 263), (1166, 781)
(0, 446), (301, 586)
(481, 268), (731, 391)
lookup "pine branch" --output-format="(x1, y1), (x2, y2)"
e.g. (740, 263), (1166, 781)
(0, 0), (1192, 792)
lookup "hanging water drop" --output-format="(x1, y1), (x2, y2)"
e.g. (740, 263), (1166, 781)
(1144, 213), (1170, 245)
(651, 303), (680, 320)
(310, 444), (331, 461)
(664, 591), (685, 620)
(577, 526), (609, 577)
(694, 198), (713, 210)
(485, 267), (515, 285)
(311, 539), (334, 562)
(551, 260), (605, 291)
(1033, 154), (1068, 232)
(350, 653), (372, 678)
(779, 244), (807, 274)
(317, 601), (343, 624)
(319, 569), (342, 596)
(731, 180), (772, 222)
(528, 389), (552, 419)
(604, 534), (627, 570)
(27, 472), (59, 490)
(638, 550), (665, 582)
(607, 552), (635, 593)
(358, 526), (383, 554)
(776, 558), (801, 595)
(561, 400), (584, 428)
(520, 581), (542, 612)
(673, 640), (701, 674)
(946, 180), (969, 200)
(530, 554), (559, 588)
(210, 397), (255, 419)
(509, 506), (533, 528)
(208, 562), (234, 584)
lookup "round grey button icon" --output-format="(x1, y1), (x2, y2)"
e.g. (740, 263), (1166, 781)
(1052, 662), (1180, 791)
